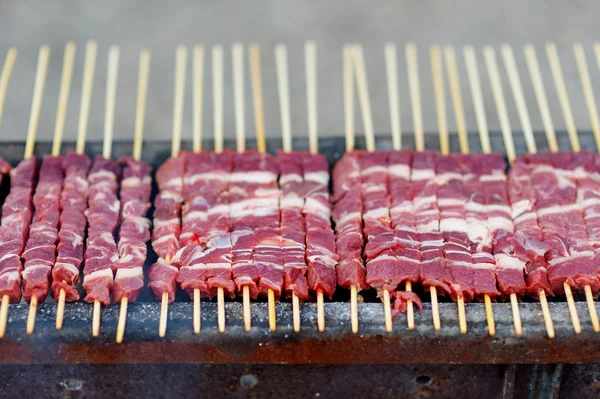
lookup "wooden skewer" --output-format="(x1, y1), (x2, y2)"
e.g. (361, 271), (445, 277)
(233, 43), (245, 154)
(463, 46), (492, 155)
(406, 42), (441, 331)
(353, 45), (393, 332)
(249, 43), (277, 332)
(447, 45), (496, 334)
(56, 40), (96, 330)
(39, 41), (75, 335)
(305, 41), (319, 156)
(343, 45), (360, 333)
(485, 45), (554, 338)
(24, 45), (51, 335)
(212, 44), (227, 334)
(193, 45), (205, 154)
(574, 42), (600, 333)
(528, 42), (585, 334)
(190, 44), (205, 335)
(159, 46), (187, 338)
(91, 45), (120, 338)
(0, 48), (16, 132)
(523, 44), (559, 153)
(116, 49), (151, 344)
(431, 45), (468, 335)
(546, 42), (581, 152)
(465, 45), (522, 336)
(306, 41), (327, 333)
(275, 43), (304, 333)
(232, 43), (250, 332)
(385, 43), (415, 330)
(385, 43), (402, 151)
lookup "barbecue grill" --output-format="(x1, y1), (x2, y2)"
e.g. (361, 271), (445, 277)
(1, 40), (600, 398)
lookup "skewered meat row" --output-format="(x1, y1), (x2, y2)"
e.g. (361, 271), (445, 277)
(82, 156), (121, 305)
(22, 155), (64, 303)
(148, 155), (184, 303)
(174, 151), (235, 299)
(150, 151), (338, 303)
(230, 152), (283, 299)
(509, 152), (600, 294)
(0, 158), (30, 302)
(113, 157), (152, 302)
(51, 153), (92, 301)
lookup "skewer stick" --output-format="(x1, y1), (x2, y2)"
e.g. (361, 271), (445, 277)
(0, 48), (17, 131)
(233, 43), (245, 153)
(52, 42), (76, 157)
(44, 42), (77, 334)
(76, 41), (97, 155)
(501, 45), (536, 155)
(193, 45), (205, 153)
(116, 49), (151, 344)
(431, 45), (468, 334)
(276, 44), (292, 153)
(463, 46), (492, 154)
(91, 46), (120, 338)
(385, 43), (414, 329)
(537, 42), (586, 333)
(212, 45), (228, 334)
(353, 45), (392, 331)
(546, 42), (581, 152)
(408, 43), (441, 330)
(485, 45), (554, 338)
(305, 41), (319, 155)
(306, 41), (326, 333)
(406, 43), (424, 152)
(231, 43), (249, 332)
(574, 43), (600, 153)
(585, 285), (600, 332)
(466, 45), (517, 335)
(0, 295), (8, 338)
(250, 43), (278, 332)
(443, 46), (468, 154)
(249, 44), (267, 154)
(24, 46), (50, 335)
(276, 43), (304, 332)
(524, 44), (559, 153)
(159, 46), (187, 338)
(344, 45), (355, 154)
(441, 46), (496, 335)
(343, 45), (360, 333)
(58, 40), (97, 330)
(190, 45), (206, 334)
(385, 43), (402, 151)
(573, 42), (600, 332)
(24, 46), (50, 160)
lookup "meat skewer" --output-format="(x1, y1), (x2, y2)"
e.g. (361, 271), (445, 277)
(573, 41), (600, 332)
(276, 42), (337, 333)
(115, 49), (151, 343)
(0, 48), (18, 339)
(25, 42), (75, 334)
(248, 43), (281, 331)
(484, 46), (555, 338)
(11, 46), (50, 334)
(150, 45), (187, 338)
(435, 44), (497, 335)
(465, 46), (522, 335)
(351, 45), (395, 332)
(55, 40), (97, 330)
(405, 43), (444, 331)
(384, 43), (416, 330)
(83, 46), (121, 337)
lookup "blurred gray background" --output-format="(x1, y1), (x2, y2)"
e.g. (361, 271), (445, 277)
(0, 0), (599, 149)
